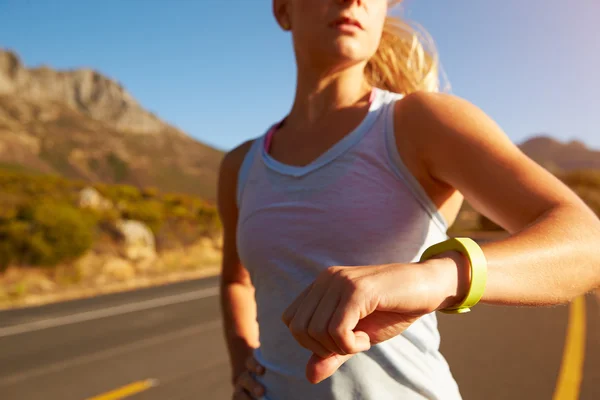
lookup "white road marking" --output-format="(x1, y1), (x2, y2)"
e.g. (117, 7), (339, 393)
(0, 319), (222, 386)
(0, 286), (219, 338)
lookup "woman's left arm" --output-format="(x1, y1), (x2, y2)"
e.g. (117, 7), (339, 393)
(400, 92), (600, 307)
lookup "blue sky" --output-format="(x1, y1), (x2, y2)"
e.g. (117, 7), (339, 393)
(1, 0), (598, 151)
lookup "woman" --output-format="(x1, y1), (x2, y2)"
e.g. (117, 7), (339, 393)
(217, 1), (600, 399)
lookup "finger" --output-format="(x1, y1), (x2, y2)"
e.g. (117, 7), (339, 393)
(245, 356), (265, 376)
(307, 291), (346, 355)
(282, 282), (313, 325)
(288, 282), (334, 358)
(329, 293), (371, 354)
(238, 371), (265, 399)
(306, 352), (354, 384)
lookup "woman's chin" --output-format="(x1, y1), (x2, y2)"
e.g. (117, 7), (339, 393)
(331, 38), (369, 59)
(315, 41), (371, 68)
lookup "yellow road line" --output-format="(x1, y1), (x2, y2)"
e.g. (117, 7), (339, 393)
(553, 296), (586, 400)
(86, 379), (157, 400)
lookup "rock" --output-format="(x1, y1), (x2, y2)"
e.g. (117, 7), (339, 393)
(78, 186), (112, 211)
(115, 219), (157, 263)
(74, 251), (104, 280)
(134, 256), (156, 273)
(102, 258), (135, 281)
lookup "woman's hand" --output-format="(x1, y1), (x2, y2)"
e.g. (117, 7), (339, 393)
(232, 355), (266, 399)
(281, 260), (464, 384)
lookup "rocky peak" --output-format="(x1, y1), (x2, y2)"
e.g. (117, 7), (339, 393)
(0, 48), (170, 135)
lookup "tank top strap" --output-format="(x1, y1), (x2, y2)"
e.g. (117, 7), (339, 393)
(380, 91), (449, 233)
(236, 137), (263, 208)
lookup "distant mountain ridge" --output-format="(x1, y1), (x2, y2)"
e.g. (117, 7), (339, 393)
(518, 135), (600, 171)
(0, 49), (223, 201)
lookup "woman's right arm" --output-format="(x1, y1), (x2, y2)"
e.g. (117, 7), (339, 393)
(217, 140), (262, 385)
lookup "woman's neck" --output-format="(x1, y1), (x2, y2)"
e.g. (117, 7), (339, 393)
(286, 62), (372, 129)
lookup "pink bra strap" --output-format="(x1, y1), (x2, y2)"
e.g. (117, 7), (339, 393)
(264, 121), (282, 153)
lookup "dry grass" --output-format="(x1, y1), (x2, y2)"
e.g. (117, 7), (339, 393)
(0, 237), (222, 310)
(0, 265), (221, 311)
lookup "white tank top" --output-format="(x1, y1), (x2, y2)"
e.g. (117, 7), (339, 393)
(236, 88), (462, 399)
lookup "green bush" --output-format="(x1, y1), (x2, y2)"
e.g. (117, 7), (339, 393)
(0, 194), (23, 221)
(170, 205), (193, 220)
(0, 241), (13, 272)
(15, 201), (36, 221)
(0, 202), (95, 268)
(0, 166), (221, 268)
(98, 184), (141, 203)
(141, 186), (159, 199)
(0, 221), (29, 270)
(33, 203), (96, 262)
(163, 193), (185, 207)
(197, 206), (222, 236)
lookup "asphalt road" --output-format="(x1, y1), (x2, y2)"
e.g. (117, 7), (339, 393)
(0, 276), (598, 400)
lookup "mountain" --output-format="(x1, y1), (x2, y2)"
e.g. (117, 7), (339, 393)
(518, 135), (600, 172)
(0, 49), (224, 201)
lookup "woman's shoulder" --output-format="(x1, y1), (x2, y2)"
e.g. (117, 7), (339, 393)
(394, 91), (469, 122)
(391, 89), (526, 191)
(218, 139), (256, 201)
(221, 140), (256, 176)
(392, 90), (503, 148)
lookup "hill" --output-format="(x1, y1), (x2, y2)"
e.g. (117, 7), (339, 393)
(0, 49), (223, 202)
(519, 135), (600, 172)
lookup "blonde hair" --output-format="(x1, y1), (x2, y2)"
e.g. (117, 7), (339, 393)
(365, 1), (448, 94)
